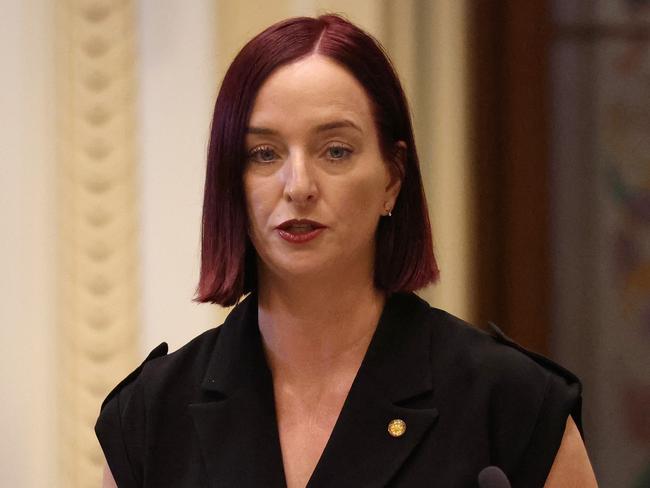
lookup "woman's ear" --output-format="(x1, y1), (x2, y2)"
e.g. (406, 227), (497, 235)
(385, 141), (406, 199)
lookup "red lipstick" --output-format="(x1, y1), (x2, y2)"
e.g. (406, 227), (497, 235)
(276, 219), (326, 244)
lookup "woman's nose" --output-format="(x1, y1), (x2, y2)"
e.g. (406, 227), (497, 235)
(282, 153), (318, 204)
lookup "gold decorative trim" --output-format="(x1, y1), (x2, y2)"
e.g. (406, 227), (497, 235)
(57, 0), (139, 485)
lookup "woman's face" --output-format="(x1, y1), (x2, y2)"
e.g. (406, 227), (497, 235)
(243, 54), (402, 283)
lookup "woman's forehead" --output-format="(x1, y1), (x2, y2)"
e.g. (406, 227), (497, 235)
(248, 55), (374, 131)
(246, 116), (366, 139)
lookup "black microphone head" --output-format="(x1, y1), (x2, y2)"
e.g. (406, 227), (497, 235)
(477, 465), (512, 488)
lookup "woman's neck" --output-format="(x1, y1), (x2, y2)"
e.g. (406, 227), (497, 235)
(256, 275), (385, 390)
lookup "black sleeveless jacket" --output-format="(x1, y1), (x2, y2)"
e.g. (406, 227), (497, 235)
(95, 292), (582, 487)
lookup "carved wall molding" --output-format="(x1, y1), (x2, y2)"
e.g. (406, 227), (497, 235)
(57, 1), (139, 485)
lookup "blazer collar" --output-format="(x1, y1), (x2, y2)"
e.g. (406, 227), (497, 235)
(189, 291), (439, 488)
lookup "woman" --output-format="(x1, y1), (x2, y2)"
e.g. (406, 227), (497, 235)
(97, 14), (597, 487)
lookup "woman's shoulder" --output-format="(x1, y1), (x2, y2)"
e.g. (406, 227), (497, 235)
(408, 296), (583, 482)
(98, 325), (223, 419)
(99, 294), (255, 411)
(404, 293), (582, 423)
(95, 323), (230, 486)
(413, 297), (580, 396)
(143, 326), (222, 382)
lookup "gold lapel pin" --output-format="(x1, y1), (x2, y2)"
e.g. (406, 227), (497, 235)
(387, 418), (406, 437)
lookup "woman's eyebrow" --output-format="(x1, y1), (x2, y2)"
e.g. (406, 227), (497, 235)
(313, 119), (363, 134)
(246, 126), (277, 135)
(246, 119), (363, 135)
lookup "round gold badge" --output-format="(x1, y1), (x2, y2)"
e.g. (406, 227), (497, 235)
(387, 418), (406, 437)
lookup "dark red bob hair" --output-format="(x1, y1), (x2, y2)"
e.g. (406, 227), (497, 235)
(195, 14), (439, 306)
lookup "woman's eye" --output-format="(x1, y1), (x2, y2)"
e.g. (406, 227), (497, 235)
(248, 146), (277, 163)
(326, 145), (352, 161)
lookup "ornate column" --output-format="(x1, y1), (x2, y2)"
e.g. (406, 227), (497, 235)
(57, 1), (139, 485)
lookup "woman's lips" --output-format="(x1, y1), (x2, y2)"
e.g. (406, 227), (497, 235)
(275, 218), (326, 243)
(277, 227), (325, 243)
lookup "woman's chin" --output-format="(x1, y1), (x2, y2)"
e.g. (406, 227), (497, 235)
(279, 262), (333, 279)
(262, 255), (343, 282)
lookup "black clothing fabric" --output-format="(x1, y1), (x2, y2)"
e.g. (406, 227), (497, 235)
(95, 292), (582, 487)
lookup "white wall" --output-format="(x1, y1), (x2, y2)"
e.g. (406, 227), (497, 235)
(0, 1), (58, 486)
(137, 0), (227, 354)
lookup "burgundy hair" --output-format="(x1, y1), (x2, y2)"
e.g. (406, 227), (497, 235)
(195, 14), (439, 306)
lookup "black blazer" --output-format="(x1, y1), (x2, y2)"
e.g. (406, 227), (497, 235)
(95, 292), (582, 487)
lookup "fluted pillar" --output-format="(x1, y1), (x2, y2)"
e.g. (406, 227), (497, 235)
(57, 1), (139, 485)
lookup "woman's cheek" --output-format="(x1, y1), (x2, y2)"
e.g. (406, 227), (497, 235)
(348, 178), (382, 216)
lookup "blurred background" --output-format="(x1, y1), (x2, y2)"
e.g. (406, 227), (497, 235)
(1, 0), (648, 486)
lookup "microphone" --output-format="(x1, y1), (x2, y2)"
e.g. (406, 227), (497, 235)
(477, 466), (512, 488)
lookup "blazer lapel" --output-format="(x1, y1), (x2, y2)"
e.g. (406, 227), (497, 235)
(307, 293), (439, 488)
(188, 292), (439, 488)
(188, 293), (287, 488)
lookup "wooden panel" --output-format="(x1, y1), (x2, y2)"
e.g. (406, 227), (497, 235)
(468, 1), (552, 353)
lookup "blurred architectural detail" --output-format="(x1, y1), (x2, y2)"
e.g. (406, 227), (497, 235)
(551, 1), (650, 486)
(57, 1), (139, 485)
